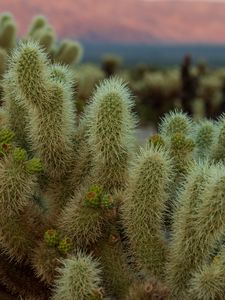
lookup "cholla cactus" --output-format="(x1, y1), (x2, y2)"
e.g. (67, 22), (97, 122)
(52, 253), (102, 300)
(159, 110), (192, 138)
(1, 30), (225, 300)
(97, 234), (133, 298)
(27, 15), (56, 53)
(211, 114), (225, 162)
(0, 47), (7, 79)
(159, 111), (194, 177)
(8, 41), (75, 180)
(122, 146), (172, 279)
(193, 119), (215, 160)
(2, 71), (30, 149)
(189, 246), (225, 300)
(86, 77), (136, 193)
(166, 162), (211, 298)
(102, 54), (122, 77)
(159, 111), (195, 227)
(27, 15), (48, 37)
(0, 145), (43, 263)
(0, 13), (16, 51)
(55, 39), (83, 66)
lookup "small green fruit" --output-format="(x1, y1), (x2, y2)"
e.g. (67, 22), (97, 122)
(58, 237), (72, 255)
(12, 148), (27, 162)
(84, 185), (103, 208)
(101, 194), (114, 209)
(0, 128), (15, 144)
(26, 158), (43, 174)
(44, 229), (60, 247)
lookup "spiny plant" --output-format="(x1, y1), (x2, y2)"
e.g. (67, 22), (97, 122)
(193, 119), (215, 160)
(0, 12), (17, 51)
(122, 146), (172, 280)
(1, 39), (225, 300)
(0, 12), (83, 77)
(55, 39), (83, 66)
(26, 15), (56, 53)
(52, 253), (103, 300)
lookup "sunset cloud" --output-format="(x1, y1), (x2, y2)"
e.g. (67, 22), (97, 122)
(1, 0), (225, 44)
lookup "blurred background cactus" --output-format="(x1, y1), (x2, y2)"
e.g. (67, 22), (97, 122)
(0, 12), (225, 127)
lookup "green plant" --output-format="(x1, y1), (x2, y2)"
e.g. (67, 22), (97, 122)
(55, 39), (83, 66)
(1, 39), (225, 300)
(0, 13), (16, 51)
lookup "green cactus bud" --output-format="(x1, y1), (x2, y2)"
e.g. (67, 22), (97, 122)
(0, 128), (15, 144)
(84, 191), (100, 208)
(100, 194), (114, 209)
(58, 237), (72, 255)
(25, 158), (43, 174)
(84, 185), (103, 208)
(12, 148), (27, 162)
(52, 253), (102, 300)
(44, 229), (60, 247)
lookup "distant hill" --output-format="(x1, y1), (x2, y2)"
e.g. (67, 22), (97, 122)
(1, 0), (225, 43)
(82, 42), (225, 67)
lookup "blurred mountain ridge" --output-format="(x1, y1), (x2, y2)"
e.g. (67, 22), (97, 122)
(1, 0), (225, 43)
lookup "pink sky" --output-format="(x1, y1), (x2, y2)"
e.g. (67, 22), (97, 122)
(1, 0), (225, 43)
